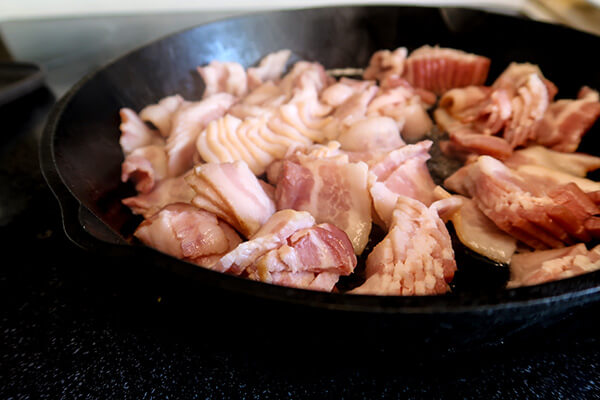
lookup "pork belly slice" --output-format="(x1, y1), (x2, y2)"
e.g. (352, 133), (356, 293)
(134, 203), (242, 267)
(444, 156), (600, 249)
(214, 210), (357, 291)
(186, 161), (276, 238)
(121, 145), (168, 194)
(505, 146), (600, 177)
(533, 87), (600, 153)
(197, 60), (248, 98)
(247, 49), (292, 90)
(352, 195), (457, 296)
(402, 45), (491, 96)
(122, 174), (196, 219)
(139, 95), (185, 137)
(363, 47), (408, 86)
(274, 152), (372, 254)
(492, 62), (557, 100)
(166, 93), (236, 177)
(368, 141), (437, 227)
(507, 244), (600, 288)
(336, 116), (404, 152)
(119, 108), (164, 155)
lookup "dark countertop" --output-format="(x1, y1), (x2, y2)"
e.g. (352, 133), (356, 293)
(1, 12), (600, 399)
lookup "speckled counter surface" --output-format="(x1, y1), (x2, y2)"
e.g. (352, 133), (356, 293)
(1, 13), (600, 400)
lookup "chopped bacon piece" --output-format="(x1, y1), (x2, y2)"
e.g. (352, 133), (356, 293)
(166, 93), (236, 177)
(352, 196), (457, 296)
(278, 61), (332, 98)
(197, 60), (248, 98)
(505, 146), (600, 177)
(139, 95), (184, 137)
(336, 116), (404, 152)
(363, 47), (408, 86)
(228, 81), (287, 119)
(273, 152), (371, 254)
(508, 244), (600, 288)
(444, 156), (600, 249)
(515, 165), (600, 193)
(247, 49), (292, 90)
(186, 161), (276, 238)
(321, 78), (374, 107)
(492, 62), (557, 100)
(402, 45), (490, 95)
(122, 174), (196, 218)
(134, 203), (242, 267)
(119, 108), (164, 155)
(121, 145), (168, 193)
(214, 210), (357, 291)
(532, 87), (600, 152)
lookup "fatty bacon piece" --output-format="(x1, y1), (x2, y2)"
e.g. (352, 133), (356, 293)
(368, 141), (438, 228)
(363, 47), (407, 86)
(402, 45), (491, 96)
(197, 61), (248, 98)
(507, 244), (600, 288)
(186, 161), (276, 238)
(532, 87), (600, 152)
(119, 108), (164, 155)
(336, 116), (405, 152)
(247, 49), (291, 90)
(352, 195), (457, 296)
(273, 152), (372, 254)
(121, 145), (168, 194)
(134, 203), (242, 267)
(139, 95), (185, 137)
(122, 174), (196, 219)
(166, 93), (236, 177)
(213, 210), (357, 291)
(504, 146), (600, 178)
(444, 156), (600, 249)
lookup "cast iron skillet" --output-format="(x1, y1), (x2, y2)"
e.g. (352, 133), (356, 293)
(39, 6), (600, 344)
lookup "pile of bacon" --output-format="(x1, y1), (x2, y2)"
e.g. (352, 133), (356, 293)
(118, 45), (600, 295)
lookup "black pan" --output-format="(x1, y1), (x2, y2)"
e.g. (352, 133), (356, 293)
(39, 6), (600, 348)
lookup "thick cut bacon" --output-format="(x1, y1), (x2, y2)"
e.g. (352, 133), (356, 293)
(121, 145), (168, 194)
(505, 146), (600, 177)
(508, 244), (600, 288)
(492, 62), (557, 100)
(368, 141), (437, 226)
(336, 116), (404, 152)
(247, 49), (291, 90)
(228, 81), (287, 119)
(278, 61), (332, 98)
(515, 165), (600, 194)
(134, 203), (242, 267)
(119, 108), (164, 155)
(186, 161), (276, 238)
(533, 87), (600, 152)
(363, 47), (408, 86)
(402, 45), (490, 95)
(166, 93), (236, 177)
(213, 210), (356, 291)
(122, 174), (196, 218)
(352, 196), (457, 296)
(197, 60), (248, 98)
(444, 156), (600, 249)
(139, 95), (184, 137)
(274, 153), (371, 254)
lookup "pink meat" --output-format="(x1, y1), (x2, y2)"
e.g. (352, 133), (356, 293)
(352, 196), (457, 296)
(122, 174), (196, 218)
(139, 95), (185, 137)
(363, 47), (408, 86)
(121, 145), (168, 193)
(186, 161), (276, 238)
(336, 116), (404, 152)
(119, 108), (164, 155)
(492, 62), (557, 100)
(508, 244), (600, 288)
(134, 203), (242, 267)
(533, 86), (600, 152)
(402, 45), (490, 95)
(247, 49), (291, 90)
(197, 60), (248, 98)
(504, 146), (600, 177)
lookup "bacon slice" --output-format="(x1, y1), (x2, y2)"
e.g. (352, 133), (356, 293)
(532, 87), (600, 152)
(121, 145), (168, 193)
(492, 62), (557, 100)
(247, 49), (291, 90)
(134, 203), (242, 267)
(122, 174), (196, 218)
(186, 161), (276, 238)
(139, 95), (184, 137)
(119, 108), (164, 155)
(402, 45), (490, 95)
(213, 210), (357, 291)
(336, 116), (404, 152)
(444, 156), (600, 249)
(507, 244), (600, 288)
(274, 152), (371, 254)
(197, 60), (248, 98)
(166, 93), (236, 177)
(352, 196), (457, 296)
(363, 47), (408, 86)
(505, 146), (600, 177)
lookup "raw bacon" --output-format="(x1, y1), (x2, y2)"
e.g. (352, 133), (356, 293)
(139, 95), (184, 137)
(247, 49), (291, 89)
(505, 146), (600, 177)
(119, 108), (164, 155)
(197, 60), (248, 98)
(121, 145), (168, 193)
